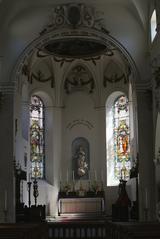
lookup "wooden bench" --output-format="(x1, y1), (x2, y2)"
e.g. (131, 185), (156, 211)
(0, 223), (48, 239)
(106, 221), (160, 239)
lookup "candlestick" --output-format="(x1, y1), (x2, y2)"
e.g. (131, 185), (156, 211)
(33, 178), (39, 207)
(27, 181), (32, 208)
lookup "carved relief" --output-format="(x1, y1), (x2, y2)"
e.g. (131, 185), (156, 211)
(64, 65), (95, 94)
(103, 61), (130, 87)
(40, 3), (98, 33)
(66, 119), (94, 130)
(22, 61), (55, 88)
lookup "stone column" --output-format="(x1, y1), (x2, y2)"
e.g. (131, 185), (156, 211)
(136, 85), (156, 221)
(0, 84), (15, 222)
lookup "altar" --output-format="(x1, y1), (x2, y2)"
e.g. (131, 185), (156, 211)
(58, 197), (105, 216)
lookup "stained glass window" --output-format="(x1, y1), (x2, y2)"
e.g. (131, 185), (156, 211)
(30, 95), (45, 179)
(151, 9), (157, 42)
(113, 95), (131, 181)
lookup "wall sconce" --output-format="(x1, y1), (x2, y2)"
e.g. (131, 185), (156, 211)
(154, 147), (160, 165)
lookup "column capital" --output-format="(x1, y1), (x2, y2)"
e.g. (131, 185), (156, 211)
(0, 82), (15, 94)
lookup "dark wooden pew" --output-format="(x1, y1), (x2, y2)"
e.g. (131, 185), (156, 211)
(106, 221), (160, 239)
(0, 223), (48, 239)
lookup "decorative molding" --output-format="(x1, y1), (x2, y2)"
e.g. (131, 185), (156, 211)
(12, 22), (139, 91)
(40, 3), (107, 34)
(64, 65), (95, 94)
(103, 73), (127, 87)
(103, 60), (130, 87)
(66, 119), (94, 130)
(36, 3), (112, 60)
(22, 64), (55, 88)
(0, 82), (15, 107)
(0, 82), (15, 94)
(135, 80), (152, 92)
(31, 71), (54, 88)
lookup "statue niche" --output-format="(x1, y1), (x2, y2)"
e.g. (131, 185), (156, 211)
(72, 137), (90, 180)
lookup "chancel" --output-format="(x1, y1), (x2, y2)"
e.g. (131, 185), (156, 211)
(0, 0), (160, 238)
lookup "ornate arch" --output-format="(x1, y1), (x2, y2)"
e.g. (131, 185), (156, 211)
(11, 3), (139, 103)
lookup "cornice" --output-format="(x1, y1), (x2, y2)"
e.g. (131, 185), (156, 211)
(135, 80), (152, 92)
(0, 82), (15, 94)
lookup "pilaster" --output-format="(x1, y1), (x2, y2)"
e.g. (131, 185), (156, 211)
(0, 83), (15, 222)
(135, 81), (155, 221)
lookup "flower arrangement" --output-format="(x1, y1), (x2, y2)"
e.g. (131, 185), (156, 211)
(91, 181), (103, 194)
(64, 182), (71, 194)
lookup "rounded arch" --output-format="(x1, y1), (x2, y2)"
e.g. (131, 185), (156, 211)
(29, 87), (54, 107)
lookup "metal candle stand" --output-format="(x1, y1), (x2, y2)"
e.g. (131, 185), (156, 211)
(33, 178), (39, 207)
(27, 182), (32, 208)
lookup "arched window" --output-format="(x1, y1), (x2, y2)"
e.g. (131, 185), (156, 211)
(106, 94), (131, 186)
(151, 9), (157, 42)
(30, 95), (45, 178)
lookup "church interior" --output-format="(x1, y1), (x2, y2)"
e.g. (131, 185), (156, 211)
(0, 0), (160, 238)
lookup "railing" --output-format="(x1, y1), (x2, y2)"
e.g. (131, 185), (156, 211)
(48, 220), (106, 239)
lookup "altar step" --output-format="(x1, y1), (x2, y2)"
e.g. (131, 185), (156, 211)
(55, 213), (107, 221)
(48, 220), (160, 239)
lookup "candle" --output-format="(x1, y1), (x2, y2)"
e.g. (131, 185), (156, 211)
(67, 170), (69, 182)
(72, 170), (75, 181)
(4, 190), (7, 211)
(145, 188), (148, 208)
(94, 170), (97, 181)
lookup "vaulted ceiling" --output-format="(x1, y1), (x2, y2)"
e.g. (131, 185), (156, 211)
(0, 0), (155, 83)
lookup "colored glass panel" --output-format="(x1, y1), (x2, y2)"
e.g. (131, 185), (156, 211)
(30, 95), (45, 178)
(113, 95), (131, 180)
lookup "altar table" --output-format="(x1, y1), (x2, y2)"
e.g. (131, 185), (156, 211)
(58, 197), (105, 215)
